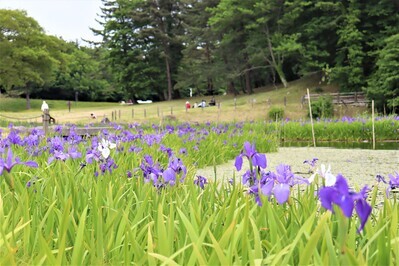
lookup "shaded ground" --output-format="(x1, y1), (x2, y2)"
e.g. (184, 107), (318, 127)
(196, 147), (399, 187)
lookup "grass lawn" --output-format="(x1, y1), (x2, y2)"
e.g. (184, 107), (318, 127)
(0, 75), (369, 125)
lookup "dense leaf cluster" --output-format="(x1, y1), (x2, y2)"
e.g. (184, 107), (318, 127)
(0, 1), (398, 112)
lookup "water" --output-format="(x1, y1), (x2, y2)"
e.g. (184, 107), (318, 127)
(280, 141), (399, 150)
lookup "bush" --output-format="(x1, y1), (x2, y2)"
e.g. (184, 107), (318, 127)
(309, 96), (333, 119)
(268, 107), (285, 120)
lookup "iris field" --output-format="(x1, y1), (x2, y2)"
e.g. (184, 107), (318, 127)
(0, 117), (398, 265)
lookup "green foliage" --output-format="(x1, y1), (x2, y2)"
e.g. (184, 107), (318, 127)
(0, 10), (60, 95)
(1, 0), (399, 108)
(268, 107), (285, 121)
(274, 116), (399, 142)
(0, 97), (116, 112)
(0, 128), (398, 264)
(331, 0), (366, 92)
(366, 33), (399, 113)
(309, 96), (333, 119)
(98, 0), (183, 101)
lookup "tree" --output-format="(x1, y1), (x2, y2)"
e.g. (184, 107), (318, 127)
(366, 33), (399, 113)
(49, 43), (116, 102)
(177, 0), (221, 96)
(97, 0), (183, 101)
(281, 0), (340, 77)
(208, 0), (255, 94)
(331, 0), (366, 92)
(0, 9), (63, 109)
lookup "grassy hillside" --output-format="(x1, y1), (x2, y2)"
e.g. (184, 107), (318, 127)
(0, 75), (369, 125)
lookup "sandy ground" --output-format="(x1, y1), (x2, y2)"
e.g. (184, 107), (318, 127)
(196, 147), (399, 187)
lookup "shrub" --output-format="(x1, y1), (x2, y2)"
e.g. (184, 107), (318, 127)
(268, 107), (285, 120)
(309, 96), (333, 119)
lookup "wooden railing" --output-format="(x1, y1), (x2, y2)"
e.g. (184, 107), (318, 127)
(303, 92), (370, 106)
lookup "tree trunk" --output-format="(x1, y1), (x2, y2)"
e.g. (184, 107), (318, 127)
(275, 64), (288, 88)
(228, 81), (236, 95)
(265, 24), (288, 88)
(207, 77), (214, 95)
(205, 44), (214, 95)
(245, 68), (252, 94)
(26, 93), (31, 110)
(165, 56), (173, 101)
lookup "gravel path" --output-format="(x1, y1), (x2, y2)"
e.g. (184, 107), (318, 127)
(196, 147), (399, 187)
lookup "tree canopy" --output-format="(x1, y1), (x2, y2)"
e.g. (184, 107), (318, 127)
(1, 0), (398, 112)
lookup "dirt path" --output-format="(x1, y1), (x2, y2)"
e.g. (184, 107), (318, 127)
(196, 147), (399, 187)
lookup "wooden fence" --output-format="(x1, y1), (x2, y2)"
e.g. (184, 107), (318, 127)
(303, 92), (370, 106)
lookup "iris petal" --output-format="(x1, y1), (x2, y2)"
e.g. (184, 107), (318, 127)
(253, 153), (267, 169)
(243, 141), (253, 157)
(235, 155), (243, 171)
(273, 183), (290, 204)
(163, 168), (176, 185)
(319, 187), (336, 211)
(338, 195), (354, 217)
(261, 179), (274, 196)
(355, 199), (372, 232)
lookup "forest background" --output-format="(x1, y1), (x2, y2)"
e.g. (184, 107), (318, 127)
(0, 0), (398, 113)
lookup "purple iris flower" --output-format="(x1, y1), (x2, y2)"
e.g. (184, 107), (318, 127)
(139, 155), (163, 184)
(160, 145), (173, 158)
(0, 148), (38, 175)
(249, 186), (262, 206)
(194, 175), (208, 189)
(168, 157), (187, 183)
(376, 172), (399, 196)
(68, 147), (82, 159)
(259, 164), (309, 204)
(163, 168), (176, 186)
(127, 170), (132, 178)
(303, 158), (318, 168)
(235, 142), (267, 171)
(242, 169), (257, 186)
(319, 174), (371, 232)
(7, 130), (23, 145)
(48, 150), (68, 164)
(99, 158), (118, 175)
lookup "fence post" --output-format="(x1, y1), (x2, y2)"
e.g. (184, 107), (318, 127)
(217, 102), (221, 122)
(157, 107), (160, 117)
(119, 110), (121, 119)
(114, 110), (117, 121)
(42, 109), (49, 135)
(132, 109), (134, 118)
(284, 96), (287, 107)
(307, 88), (316, 147)
(112, 111), (115, 121)
(170, 106), (173, 115)
(144, 109), (147, 118)
(234, 98), (236, 110)
(372, 100), (375, 150)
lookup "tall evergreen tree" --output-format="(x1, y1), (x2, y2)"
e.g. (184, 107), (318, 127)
(331, 0), (365, 91)
(96, 0), (183, 101)
(177, 0), (220, 96)
(208, 0), (255, 94)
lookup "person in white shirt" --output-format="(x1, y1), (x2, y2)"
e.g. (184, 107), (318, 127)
(41, 101), (49, 112)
